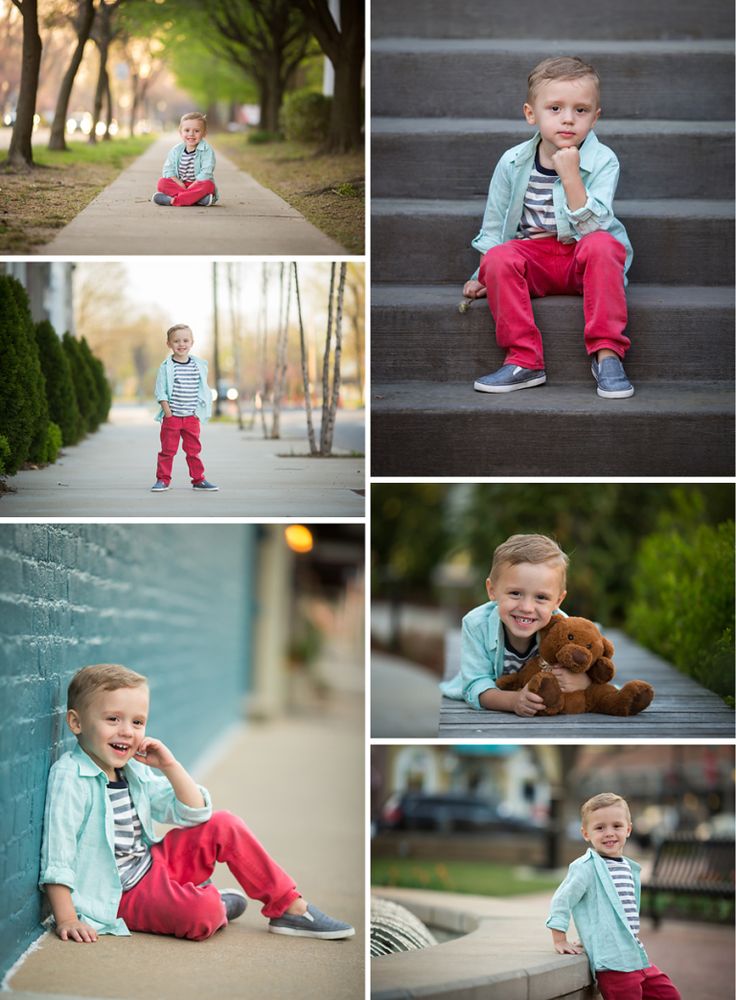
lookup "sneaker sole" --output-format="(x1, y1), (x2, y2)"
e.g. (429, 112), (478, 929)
(151, 486), (170, 491)
(596, 386), (635, 398)
(192, 487), (219, 491)
(268, 925), (355, 940)
(473, 375), (547, 393)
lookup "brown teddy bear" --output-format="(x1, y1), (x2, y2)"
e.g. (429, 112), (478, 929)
(495, 615), (654, 716)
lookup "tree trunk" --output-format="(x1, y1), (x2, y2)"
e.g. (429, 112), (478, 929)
(322, 263), (346, 455)
(48, 0), (96, 151)
(326, 39), (363, 153)
(89, 39), (109, 143)
(103, 70), (113, 139)
(319, 263), (336, 454)
(293, 263), (317, 454)
(6, 0), (42, 170)
(350, 279), (364, 406)
(271, 263), (290, 439)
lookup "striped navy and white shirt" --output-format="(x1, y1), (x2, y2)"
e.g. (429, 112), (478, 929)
(178, 147), (197, 183)
(603, 856), (641, 942)
(170, 357), (200, 416)
(106, 771), (153, 891)
(517, 151), (559, 240)
(501, 630), (539, 676)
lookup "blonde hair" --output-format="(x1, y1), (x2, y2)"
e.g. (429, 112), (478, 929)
(527, 56), (600, 105)
(179, 111), (207, 134)
(581, 792), (631, 828)
(166, 324), (192, 343)
(67, 663), (148, 713)
(490, 533), (569, 589)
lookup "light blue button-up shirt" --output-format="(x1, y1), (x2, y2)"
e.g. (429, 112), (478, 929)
(154, 354), (213, 423)
(39, 741), (212, 935)
(440, 601), (567, 710)
(547, 847), (650, 978)
(470, 130), (633, 282)
(162, 138), (219, 202)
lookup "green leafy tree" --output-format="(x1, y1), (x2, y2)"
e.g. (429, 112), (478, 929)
(6, 275), (49, 464)
(35, 320), (84, 445)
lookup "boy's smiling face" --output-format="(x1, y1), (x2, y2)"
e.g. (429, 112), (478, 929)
(523, 76), (600, 159)
(582, 803), (633, 858)
(169, 327), (193, 361)
(67, 686), (149, 780)
(179, 119), (205, 150)
(486, 560), (566, 653)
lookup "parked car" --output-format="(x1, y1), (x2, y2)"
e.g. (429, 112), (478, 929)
(379, 792), (539, 834)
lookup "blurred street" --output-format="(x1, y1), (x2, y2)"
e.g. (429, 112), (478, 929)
(0, 406), (364, 517)
(8, 692), (365, 1000)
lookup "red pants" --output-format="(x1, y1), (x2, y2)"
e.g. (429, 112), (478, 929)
(596, 965), (681, 1000)
(117, 811), (300, 940)
(156, 415), (206, 486)
(156, 177), (216, 207)
(479, 231), (630, 370)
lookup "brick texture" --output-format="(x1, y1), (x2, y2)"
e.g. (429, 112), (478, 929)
(0, 524), (254, 980)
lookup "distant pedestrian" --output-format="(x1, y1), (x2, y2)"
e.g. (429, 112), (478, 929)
(464, 57), (635, 399)
(39, 663), (355, 943)
(151, 112), (218, 207)
(547, 792), (681, 999)
(151, 324), (218, 492)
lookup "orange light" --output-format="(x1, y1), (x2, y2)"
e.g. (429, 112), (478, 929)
(284, 525), (313, 553)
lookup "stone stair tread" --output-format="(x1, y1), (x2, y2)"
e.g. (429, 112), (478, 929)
(372, 283), (735, 310)
(373, 36), (733, 53)
(373, 117), (735, 135)
(372, 380), (733, 415)
(373, 197), (734, 218)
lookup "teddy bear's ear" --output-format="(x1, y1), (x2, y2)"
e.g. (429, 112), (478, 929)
(540, 613), (566, 638)
(602, 635), (614, 658)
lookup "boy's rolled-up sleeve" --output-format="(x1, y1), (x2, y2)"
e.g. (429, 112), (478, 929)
(563, 156), (619, 236)
(146, 771), (213, 827)
(459, 615), (497, 709)
(546, 867), (588, 932)
(39, 766), (88, 891)
(154, 364), (167, 404)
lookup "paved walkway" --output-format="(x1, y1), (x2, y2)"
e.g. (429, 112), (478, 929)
(37, 135), (345, 256)
(439, 627), (735, 739)
(7, 694), (364, 1000)
(371, 652), (440, 738)
(371, 887), (734, 1000)
(0, 406), (364, 518)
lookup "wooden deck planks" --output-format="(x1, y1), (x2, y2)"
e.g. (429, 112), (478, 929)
(438, 628), (735, 738)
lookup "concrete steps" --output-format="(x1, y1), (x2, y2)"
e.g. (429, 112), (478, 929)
(372, 199), (735, 285)
(371, 284), (735, 382)
(372, 120), (735, 200)
(371, 381), (734, 477)
(372, 39), (734, 120)
(370, 6), (735, 477)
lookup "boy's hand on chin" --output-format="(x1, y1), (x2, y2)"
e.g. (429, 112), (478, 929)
(551, 146), (580, 177)
(134, 737), (176, 770)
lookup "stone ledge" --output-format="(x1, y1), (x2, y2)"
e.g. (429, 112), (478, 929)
(372, 888), (596, 1000)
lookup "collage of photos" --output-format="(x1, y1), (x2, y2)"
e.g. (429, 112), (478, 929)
(0, 2), (734, 1000)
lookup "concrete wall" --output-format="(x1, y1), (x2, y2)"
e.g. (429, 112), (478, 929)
(0, 523), (255, 981)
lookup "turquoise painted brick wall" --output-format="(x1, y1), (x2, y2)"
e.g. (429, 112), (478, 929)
(0, 524), (254, 981)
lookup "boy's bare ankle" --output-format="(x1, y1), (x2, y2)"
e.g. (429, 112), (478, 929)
(286, 897), (308, 916)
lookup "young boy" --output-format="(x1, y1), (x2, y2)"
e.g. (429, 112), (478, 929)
(463, 57), (634, 399)
(151, 324), (218, 492)
(440, 533), (592, 716)
(152, 112), (218, 207)
(547, 793), (681, 999)
(39, 663), (354, 943)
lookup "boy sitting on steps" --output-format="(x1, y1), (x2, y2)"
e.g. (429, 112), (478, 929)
(463, 56), (635, 399)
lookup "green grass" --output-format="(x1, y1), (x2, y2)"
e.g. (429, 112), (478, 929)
(28, 134), (156, 169)
(372, 858), (562, 896)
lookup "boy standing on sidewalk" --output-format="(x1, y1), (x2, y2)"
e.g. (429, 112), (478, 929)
(463, 57), (635, 398)
(151, 324), (218, 492)
(40, 663), (354, 943)
(547, 793), (681, 999)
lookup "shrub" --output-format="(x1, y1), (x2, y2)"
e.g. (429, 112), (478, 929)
(62, 332), (99, 434)
(0, 277), (35, 474)
(34, 320), (84, 445)
(44, 421), (63, 464)
(5, 277), (50, 465)
(0, 434), (11, 477)
(247, 129), (281, 144)
(280, 89), (331, 143)
(78, 336), (111, 424)
(626, 520), (735, 700)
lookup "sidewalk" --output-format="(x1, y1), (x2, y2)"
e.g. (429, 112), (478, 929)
(0, 407), (364, 518)
(371, 887), (734, 1000)
(36, 135), (345, 256)
(8, 694), (364, 1000)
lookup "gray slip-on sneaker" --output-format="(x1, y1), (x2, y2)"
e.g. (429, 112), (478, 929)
(268, 903), (355, 940)
(196, 194), (214, 206)
(152, 192), (173, 206)
(591, 357), (634, 398)
(150, 480), (170, 491)
(220, 888), (248, 922)
(474, 364), (547, 393)
(192, 479), (219, 491)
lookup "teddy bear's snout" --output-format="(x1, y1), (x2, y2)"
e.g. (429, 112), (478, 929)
(571, 648), (589, 665)
(556, 643), (594, 671)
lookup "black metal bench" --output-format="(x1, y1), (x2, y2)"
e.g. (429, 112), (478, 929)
(642, 835), (735, 927)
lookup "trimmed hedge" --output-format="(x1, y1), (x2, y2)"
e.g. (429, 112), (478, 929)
(62, 332), (100, 434)
(79, 336), (111, 425)
(280, 89), (332, 143)
(34, 320), (84, 445)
